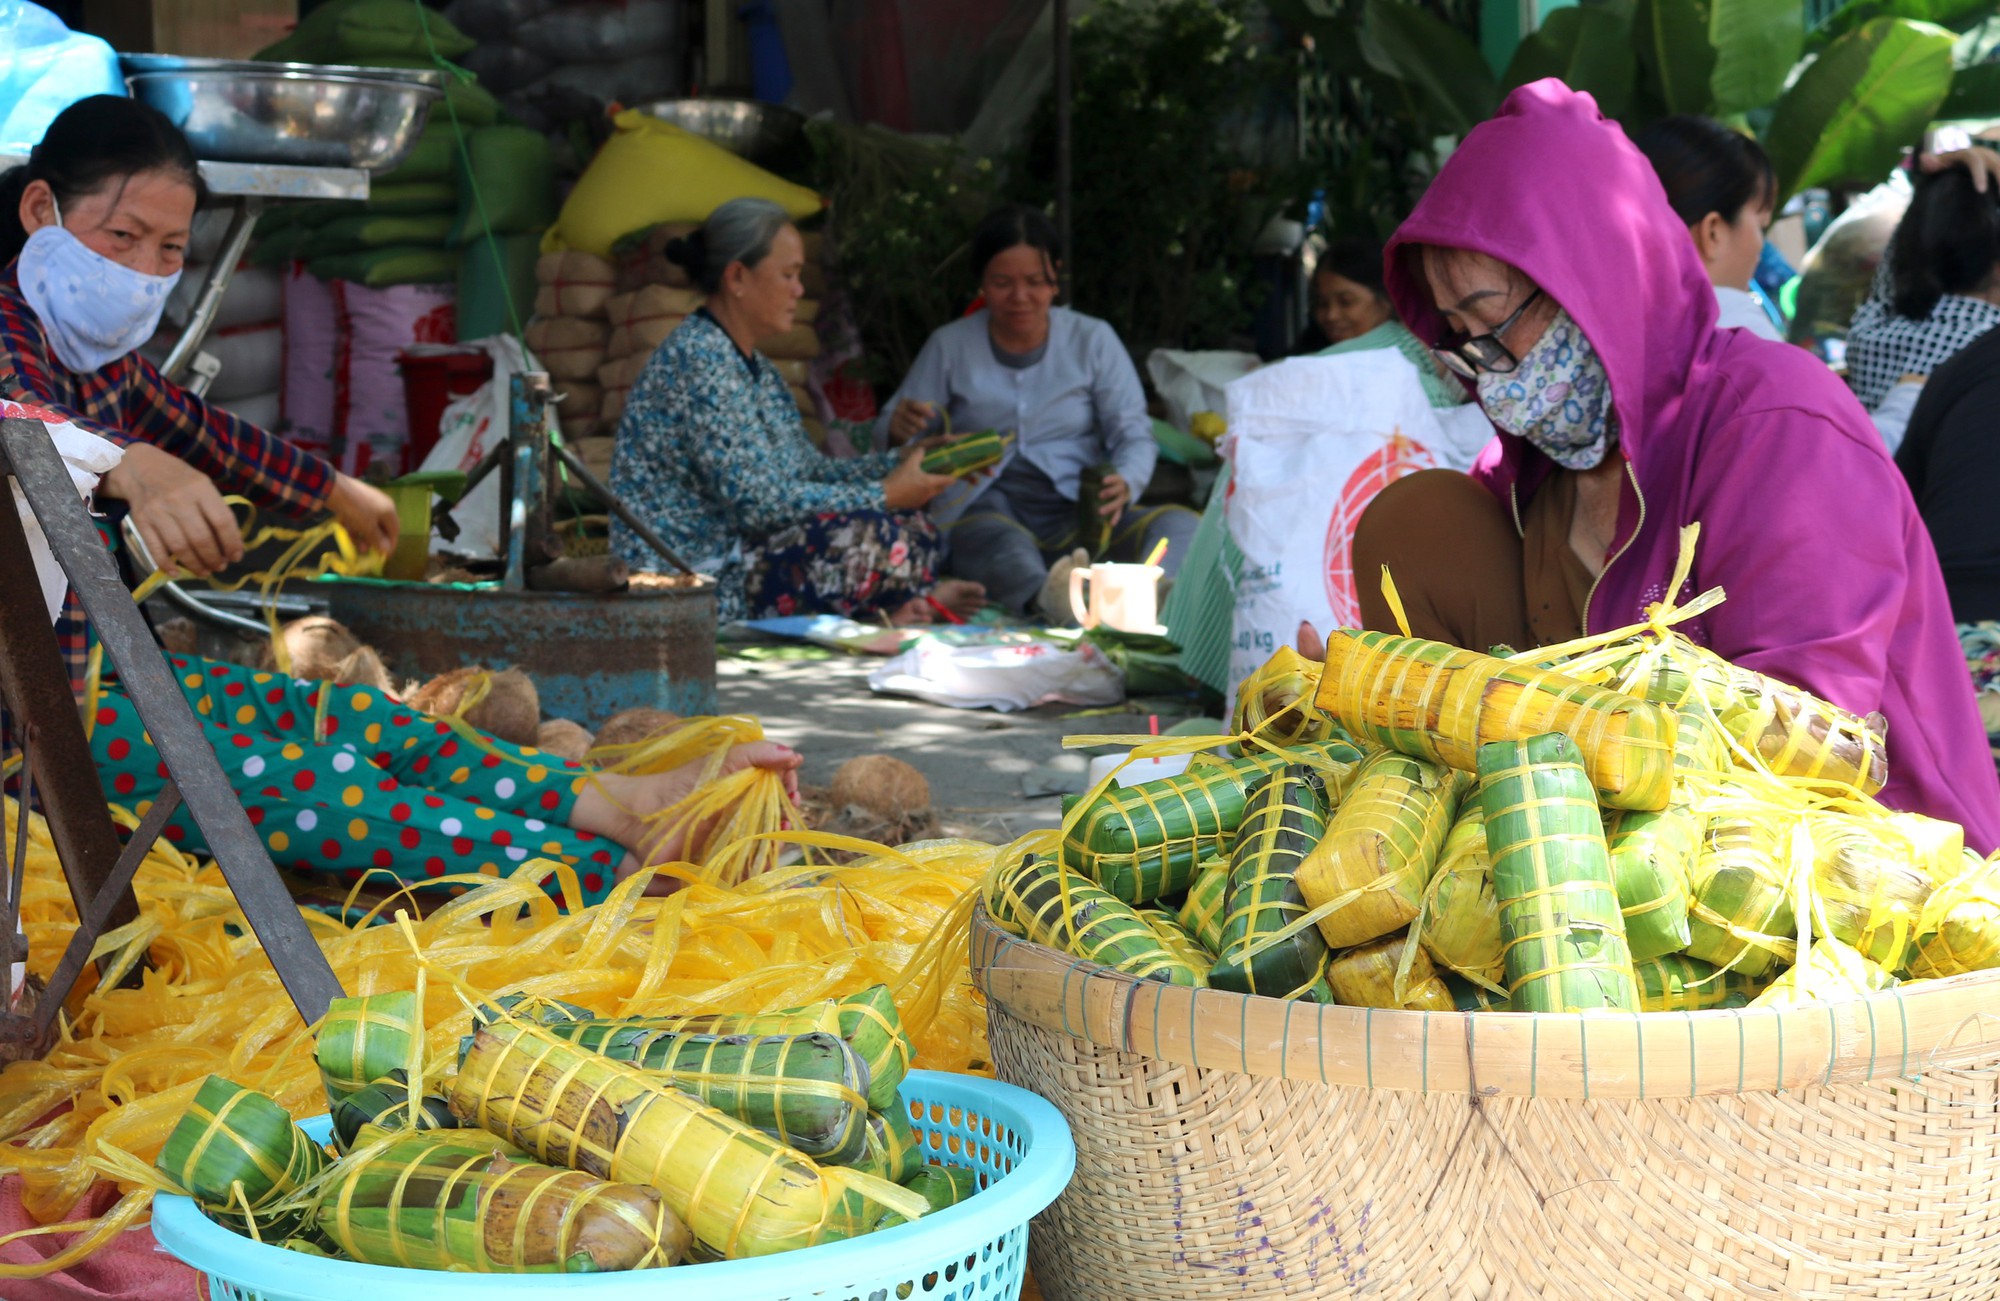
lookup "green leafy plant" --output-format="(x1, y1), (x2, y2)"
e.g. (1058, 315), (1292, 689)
(1013, 0), (1303, 351)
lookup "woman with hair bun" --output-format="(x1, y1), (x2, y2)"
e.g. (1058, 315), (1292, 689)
(607, 196), (983, 624)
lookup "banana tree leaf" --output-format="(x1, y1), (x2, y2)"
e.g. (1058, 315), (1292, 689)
(1709, 0), (1805, 115)
(1941, 61), (2000, 119)
(1635, 0), (1719, 116)
(1360, 0), (1496, 137)
(1820, 0), (1997, 43)
(1765, 17), (1956, 200)
(1503, 6), (1639, 118)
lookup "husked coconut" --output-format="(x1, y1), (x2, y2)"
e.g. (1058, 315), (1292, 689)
(829, 755), (930, 819)
(331, 646), (397, 694)
(591, 707), (682, 751)
(535, 719), (596, 763)
(260, 616), (363, 680)
(407, 667), (541, 746)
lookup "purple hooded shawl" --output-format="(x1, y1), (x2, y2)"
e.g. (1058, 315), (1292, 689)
(1385, 79), (2000, 850)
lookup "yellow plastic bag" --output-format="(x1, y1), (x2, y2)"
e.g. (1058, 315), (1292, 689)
(544, 111), (823, 258)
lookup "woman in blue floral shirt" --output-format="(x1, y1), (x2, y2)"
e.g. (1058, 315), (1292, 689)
(608, 199), (985, 624)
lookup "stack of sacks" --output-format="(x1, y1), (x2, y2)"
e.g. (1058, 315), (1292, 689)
(280, 266), (457, 476)
(602, 223), (831, 444)
(451, 124), (557, 341)
(443, 0), (682, 125)
(524, 250), (614, 446)
(251, 0), (504, 290)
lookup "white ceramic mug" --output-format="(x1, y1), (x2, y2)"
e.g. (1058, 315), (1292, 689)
(1069, 562), (1164, 633)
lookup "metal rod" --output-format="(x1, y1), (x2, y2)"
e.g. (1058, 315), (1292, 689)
(503, 373), (537, 590)
(162, 198), (264, 383)
(551, 440), (698, 578)
(33, 781), (183, 1041)
(120, 518), (274, 637)
(1054, 0), (1073, 302)
(5, 760), (32, 971)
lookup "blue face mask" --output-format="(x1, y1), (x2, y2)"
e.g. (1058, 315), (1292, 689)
(17, 199), (180, 373)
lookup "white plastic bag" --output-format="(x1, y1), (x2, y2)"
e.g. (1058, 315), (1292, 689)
(1223, 350), (1457, 699)
(868, 636), (1124, 712)
(2, 406), (121, 622)
(417, 334), (560, 559)
(1145, 348), (1260, 432)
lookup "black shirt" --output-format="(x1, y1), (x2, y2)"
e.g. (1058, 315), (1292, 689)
(1898, 323), (2000, 623)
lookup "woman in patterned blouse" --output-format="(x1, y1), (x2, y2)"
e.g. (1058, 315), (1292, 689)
(607, 198), (986, 625)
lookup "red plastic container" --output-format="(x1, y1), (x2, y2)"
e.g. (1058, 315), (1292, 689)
(397, 348), (493, 471)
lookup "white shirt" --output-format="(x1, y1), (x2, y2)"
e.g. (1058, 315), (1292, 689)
(1714, 286), (1784, 342)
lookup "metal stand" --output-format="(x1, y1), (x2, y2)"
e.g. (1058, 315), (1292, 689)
(0, 417), (344, 1054)
(453, 371), (699, 586)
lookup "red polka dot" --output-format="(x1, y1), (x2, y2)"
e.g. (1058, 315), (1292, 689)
(590, 849), (613, 866)
(343, 868), (364, 882)
(322, 839), (341, 860)
(170, 657), (187, 668)
(374, 754), (393, 769)
(372, 849), (393, 868)
(306, 691), (321, 707)
(276, 712), (297, 730)
(266, 689), (285, 704)
(451, 837), (473, 856)
(422, 795), (444, 810)
(541, 790), (561, 810)
(413, 758), (430, 775)
(399, 827), (420, 849)
(112, 773), (135, 795)
(424, 857), (446, 877)
(96, 706), (117, 726)
(164, 824), (184, 843)
(293, 771), (315, 792)
(583, 872), (604, 895)
(209, 665), (228, 676)
(261, 786), (281, 799)
(247, 807), (264, 825)
(155, 762), (170, 778)
(231, 734), (253, 749)
(434, 722), (452, 736)
(391, 714), (410, 727)
(391, 803), (411, 822)
(323, 718), (340, 735)
(106, 738), (130, 761)
(224, 682), (244, 697)
(574, 830), (597, 844)
(376, 778), (396, 792)
(481, 754), (501, 769)
(491, 830), (511, 847)
(439, 740), (459, 758)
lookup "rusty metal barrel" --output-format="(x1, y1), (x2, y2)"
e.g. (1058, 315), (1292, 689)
(325, 579), (717, 728)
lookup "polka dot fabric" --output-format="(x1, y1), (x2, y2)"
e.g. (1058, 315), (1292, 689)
(88, 655), (622, 907)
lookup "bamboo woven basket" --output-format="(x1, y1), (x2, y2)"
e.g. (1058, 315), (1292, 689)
(971, 902), (2000, 1300)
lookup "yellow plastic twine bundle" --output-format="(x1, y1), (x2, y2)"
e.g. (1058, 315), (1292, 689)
(0, 795), (989, 1280)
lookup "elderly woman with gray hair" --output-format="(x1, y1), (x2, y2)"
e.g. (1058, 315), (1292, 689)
(608, 198), (985, 624)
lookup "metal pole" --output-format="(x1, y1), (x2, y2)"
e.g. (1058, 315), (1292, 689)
(1054, 0), (1073, 303)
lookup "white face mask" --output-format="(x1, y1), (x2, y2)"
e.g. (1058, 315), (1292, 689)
(17, 197), (180, 373)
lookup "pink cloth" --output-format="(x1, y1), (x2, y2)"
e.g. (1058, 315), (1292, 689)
(1384, 79), (2000, 851)
(0, 1177), (198, 1301)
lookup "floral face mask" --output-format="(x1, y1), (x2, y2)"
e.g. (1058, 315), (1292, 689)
(1475, 307), (1616, 471)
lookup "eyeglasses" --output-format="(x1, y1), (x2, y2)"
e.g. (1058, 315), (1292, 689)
(1431, 288), (1543, 379)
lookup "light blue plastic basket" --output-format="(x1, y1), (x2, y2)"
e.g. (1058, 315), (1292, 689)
(152, 1070), (1074, 1301)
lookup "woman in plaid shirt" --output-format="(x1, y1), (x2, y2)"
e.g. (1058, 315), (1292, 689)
(5, 98), (799, 907)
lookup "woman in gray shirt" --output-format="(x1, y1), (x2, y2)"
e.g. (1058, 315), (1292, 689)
(876, 205), (1196, 620)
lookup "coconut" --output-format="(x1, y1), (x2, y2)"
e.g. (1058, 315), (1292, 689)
(406, 667), (541, 746)
(331, 646), (397, 695)
(535, 719), (596, 763)
(591, 707), (683, 751)
(829, 755), (930, 820)
(260, 616), (363, 680)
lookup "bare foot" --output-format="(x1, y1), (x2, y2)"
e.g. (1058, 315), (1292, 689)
(571, 740), (803, 878)
(932, 578), (986, 619)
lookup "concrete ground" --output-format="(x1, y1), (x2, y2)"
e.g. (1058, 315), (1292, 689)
(718, 653), (1175, 842)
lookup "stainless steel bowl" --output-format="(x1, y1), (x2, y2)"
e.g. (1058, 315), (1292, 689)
(121, 55), (443, 173)
(631, 97), (806, 163)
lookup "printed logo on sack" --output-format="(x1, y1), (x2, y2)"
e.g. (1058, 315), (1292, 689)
(1323, 431), (1433, 627)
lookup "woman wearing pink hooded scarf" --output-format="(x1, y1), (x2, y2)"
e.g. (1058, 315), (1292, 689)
(1348, 79), (2000, 852)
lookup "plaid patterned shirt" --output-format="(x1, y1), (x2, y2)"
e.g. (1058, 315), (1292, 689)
(0, 263), (334, 704)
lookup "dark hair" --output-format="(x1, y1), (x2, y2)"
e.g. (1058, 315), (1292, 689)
(0, 96), (206, 266)
(1315, 236), (1387, 299)
(1888, 168), (2000, 321)
(664, 197), (791, 295)
(1630, 115), (1774, 229)
(971, 204), (1061, 281)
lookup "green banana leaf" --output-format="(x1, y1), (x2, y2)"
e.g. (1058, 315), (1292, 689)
(1635, 0), (1719, 115)
(1504, 6), (1639, 118)
(1940, 61), (2000, 119)
(1765, 17), (1957, 200)
(1709, 0), (1806, 115)
(1359, 0), (1497, 136)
